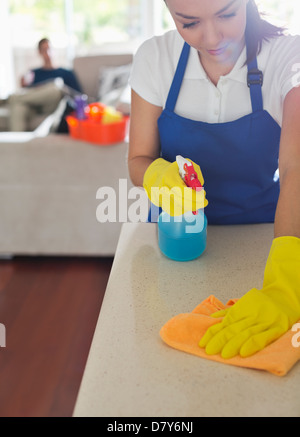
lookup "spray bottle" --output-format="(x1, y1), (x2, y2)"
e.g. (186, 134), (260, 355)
(157, 155), (207, 261)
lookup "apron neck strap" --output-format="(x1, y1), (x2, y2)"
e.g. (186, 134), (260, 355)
(247, 55), (264, 112)
(165, 42), (190, 111)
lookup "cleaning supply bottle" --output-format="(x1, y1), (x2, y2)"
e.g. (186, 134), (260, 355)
(74, 94), (88, 120)
(157, 156), (207, 261)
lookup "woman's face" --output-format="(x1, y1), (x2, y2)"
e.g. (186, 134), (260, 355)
(165, 0), (248, 67)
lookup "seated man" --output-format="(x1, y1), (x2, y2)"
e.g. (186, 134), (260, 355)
(9, 38), (83, 132)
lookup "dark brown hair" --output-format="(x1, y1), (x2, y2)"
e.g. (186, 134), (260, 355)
(38, 38), (50, 52)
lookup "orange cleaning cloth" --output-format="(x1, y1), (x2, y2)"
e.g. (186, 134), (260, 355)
(160, 295), (300, 376)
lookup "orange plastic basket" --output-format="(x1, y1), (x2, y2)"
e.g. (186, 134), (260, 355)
(66, 112), (129, 145)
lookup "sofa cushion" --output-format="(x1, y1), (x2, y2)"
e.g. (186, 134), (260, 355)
(98, 63), (132, 100)
(73, 53), (133, 101)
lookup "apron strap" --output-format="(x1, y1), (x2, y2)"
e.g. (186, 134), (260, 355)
(247, 56), (264, 112)
(165, 42), (190, 112)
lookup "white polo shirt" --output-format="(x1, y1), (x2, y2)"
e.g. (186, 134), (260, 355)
(129, 30), (300, 127)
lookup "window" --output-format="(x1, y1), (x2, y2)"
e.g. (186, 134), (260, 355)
(9, 0), (300, 53)
(257, 0), (300, 34)
(10, 0), (66, 49)
(8, 0), (146, 90)
(72, 0), (142, 55)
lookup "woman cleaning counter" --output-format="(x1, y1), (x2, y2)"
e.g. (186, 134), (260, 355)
(74, 0), (300, 417)
(128, 0), (300, 360)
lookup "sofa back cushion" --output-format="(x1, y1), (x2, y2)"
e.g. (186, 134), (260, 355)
(73, 53), (133, 101)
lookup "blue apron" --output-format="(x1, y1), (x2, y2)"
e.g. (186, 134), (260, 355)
(154, 41), (281, 225)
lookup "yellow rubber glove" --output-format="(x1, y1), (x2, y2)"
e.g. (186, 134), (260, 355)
(199, 236), (300, 359)
(143, 158), (208, 216)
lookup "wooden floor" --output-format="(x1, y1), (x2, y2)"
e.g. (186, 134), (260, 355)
(0, 255), (114, 417)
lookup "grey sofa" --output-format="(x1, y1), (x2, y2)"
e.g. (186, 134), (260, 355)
(0, 52), (136, 257)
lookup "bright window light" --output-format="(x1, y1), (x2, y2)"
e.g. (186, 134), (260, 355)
(257, 0), (300, 34)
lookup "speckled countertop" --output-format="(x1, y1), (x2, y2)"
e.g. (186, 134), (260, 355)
(73, 222), (300, 417)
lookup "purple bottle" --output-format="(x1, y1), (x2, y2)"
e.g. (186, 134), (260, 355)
(75, 94), (88, 120)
